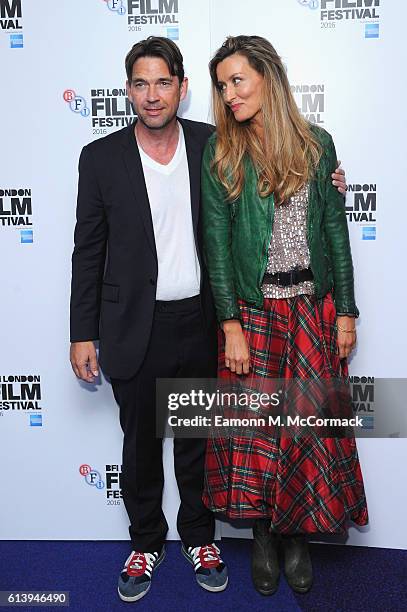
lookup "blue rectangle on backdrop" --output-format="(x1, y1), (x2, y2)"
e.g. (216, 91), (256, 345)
(30, 415), (42, 427)
(362, 226), (376, 240)
(361, 416), (374, 430)
(167, 28), (179, 41)
(365, 23), (379, 39)
(21, 230), (33, 243)
(10, 34), (23, 48)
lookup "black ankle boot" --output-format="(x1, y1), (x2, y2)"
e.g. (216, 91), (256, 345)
(251, 519), (280, 595)
(282, 534), (313, 593)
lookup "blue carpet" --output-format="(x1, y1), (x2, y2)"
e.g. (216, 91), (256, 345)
(0, 540), (406, 611)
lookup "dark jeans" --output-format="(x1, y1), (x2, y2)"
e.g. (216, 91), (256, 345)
(111, 295), (217, 552)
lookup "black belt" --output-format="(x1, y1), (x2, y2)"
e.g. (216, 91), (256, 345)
(262, 268), (313, 287)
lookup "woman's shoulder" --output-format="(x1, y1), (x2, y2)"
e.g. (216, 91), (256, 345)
(202, 131), (218, 163)
(308, 122), (334, 147)
(205, 130), (218, 148)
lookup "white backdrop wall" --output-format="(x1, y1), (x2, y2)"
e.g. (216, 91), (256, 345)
(1, 0), (406, 549)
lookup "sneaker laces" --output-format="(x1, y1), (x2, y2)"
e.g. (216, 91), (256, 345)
(188, 543), (222, 570)
(124, 551), (159, 578)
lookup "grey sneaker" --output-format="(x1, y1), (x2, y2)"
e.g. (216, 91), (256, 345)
(117, 547), (165, 602)
(182, 543), (228, 592)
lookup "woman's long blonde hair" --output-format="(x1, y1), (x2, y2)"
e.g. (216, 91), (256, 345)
(209, 35), (322, 203)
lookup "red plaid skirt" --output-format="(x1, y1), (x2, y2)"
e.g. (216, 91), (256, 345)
(203, 293), (369, 533)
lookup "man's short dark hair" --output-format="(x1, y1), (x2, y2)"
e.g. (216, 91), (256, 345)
(125, 36), (184, 84)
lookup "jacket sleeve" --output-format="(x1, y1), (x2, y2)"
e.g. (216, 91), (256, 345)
(201, 139), (241, 323)
(322, 134), (359, 317)
(70, 145), (108, 342)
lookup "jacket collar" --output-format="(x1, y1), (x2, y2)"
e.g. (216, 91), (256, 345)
(121, 119), (156, 258)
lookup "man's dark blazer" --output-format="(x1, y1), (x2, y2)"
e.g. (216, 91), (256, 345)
(70, 117), (216, 379)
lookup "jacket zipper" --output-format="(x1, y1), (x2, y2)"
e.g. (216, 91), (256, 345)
(258, 192), (275, 298)
(306, 180), (313, 253)
(307, 180), (318, 294)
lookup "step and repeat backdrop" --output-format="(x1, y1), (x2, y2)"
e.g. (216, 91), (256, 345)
(1, 0), (406, 548)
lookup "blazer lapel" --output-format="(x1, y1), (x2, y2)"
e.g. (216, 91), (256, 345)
(121, 121), (157, 259)
(179, 118), (201, 243)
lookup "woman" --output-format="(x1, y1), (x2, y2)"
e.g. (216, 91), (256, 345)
(201, 35), (368, 595)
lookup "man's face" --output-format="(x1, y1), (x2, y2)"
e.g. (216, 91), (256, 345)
(126, 56), (188, 130)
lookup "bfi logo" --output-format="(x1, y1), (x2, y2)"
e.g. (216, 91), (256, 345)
(63, 90), (90, 117)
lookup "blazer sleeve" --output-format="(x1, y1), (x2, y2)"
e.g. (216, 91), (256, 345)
(322, 133), (359, 317)
(70, 145), (108, 342)
(201, 139), (240, 323)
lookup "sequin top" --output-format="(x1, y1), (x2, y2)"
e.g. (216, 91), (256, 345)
(261, 182), (315, 299)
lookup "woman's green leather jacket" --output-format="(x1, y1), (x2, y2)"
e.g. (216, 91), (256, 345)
(201, 125), (359, 322)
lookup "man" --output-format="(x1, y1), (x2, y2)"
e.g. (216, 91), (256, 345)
(70, 36), (347, 602)
(70, 37), (225, 602)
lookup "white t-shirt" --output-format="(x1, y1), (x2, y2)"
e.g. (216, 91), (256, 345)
(137, 123), (201, 301)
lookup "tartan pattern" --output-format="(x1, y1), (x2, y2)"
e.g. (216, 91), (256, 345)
(203, 293), (369, 533)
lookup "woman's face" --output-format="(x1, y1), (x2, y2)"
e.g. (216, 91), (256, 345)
(216, 53), (264, 125)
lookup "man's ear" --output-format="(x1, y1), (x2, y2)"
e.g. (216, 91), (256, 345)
(180, 77), (188, 102)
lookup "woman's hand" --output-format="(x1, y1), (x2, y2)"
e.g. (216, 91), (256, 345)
(336, 315), (357, 359)
(222, 320), (250, 374)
